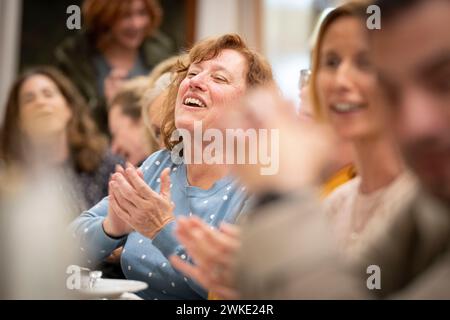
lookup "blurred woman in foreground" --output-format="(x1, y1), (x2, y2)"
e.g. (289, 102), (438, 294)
(170, 2), (417, 299)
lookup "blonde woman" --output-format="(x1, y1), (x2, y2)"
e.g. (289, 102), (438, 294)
(108, 76), (160, 166)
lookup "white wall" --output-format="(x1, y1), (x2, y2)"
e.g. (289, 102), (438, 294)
(0, 0), (23, 124)
(195, 0), (260, 50)
(195, 0), (240, 40)
(262, 0), (314, 104)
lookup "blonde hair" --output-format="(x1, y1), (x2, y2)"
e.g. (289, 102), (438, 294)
(138, 55), (188, 142)
(309, 2), (368, 120)
(109, 76), (160, 154)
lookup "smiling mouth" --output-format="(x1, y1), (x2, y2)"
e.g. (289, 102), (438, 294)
(331, 103), (367, 114)
(34, 111), (54, 118)
(183, 97), (207, 108)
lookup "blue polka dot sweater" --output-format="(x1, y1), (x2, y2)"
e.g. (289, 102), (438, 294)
(70, 149), (250, 299)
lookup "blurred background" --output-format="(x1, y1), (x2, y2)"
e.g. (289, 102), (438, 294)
(0, 0), (341, 124)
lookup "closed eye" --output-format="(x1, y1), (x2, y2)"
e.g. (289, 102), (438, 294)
(21, 93), (35, 105)
(187, 72), (198, 78)
(43, 88), (55, 98)
(212, 75), (228, 83)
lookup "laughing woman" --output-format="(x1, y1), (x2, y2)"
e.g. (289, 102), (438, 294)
(70, 34), (273, 300)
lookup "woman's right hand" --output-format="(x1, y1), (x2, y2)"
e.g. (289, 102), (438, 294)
(103, 165), (134, 238)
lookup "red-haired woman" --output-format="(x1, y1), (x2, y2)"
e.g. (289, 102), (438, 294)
(55, 0), (177, 134)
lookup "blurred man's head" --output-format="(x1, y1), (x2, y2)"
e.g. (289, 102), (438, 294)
(371, 0), (450, 204)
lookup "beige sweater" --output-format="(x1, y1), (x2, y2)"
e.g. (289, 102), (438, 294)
(325, 171), (419, 261)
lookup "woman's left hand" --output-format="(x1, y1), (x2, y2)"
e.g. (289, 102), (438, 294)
(109, 164), (175, 240)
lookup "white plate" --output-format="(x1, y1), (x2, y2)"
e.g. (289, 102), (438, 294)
(78, 278), (148, 299)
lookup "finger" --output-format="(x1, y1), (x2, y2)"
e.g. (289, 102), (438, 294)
(137, 168), (144, 179)
(177, 222), (232, 267)
(159, 168), (172, 202)
(114, 173), (143, 207)
(110, 180), (137, 213)
(115, 164), (137, 186)
(170, 249), (236, 299)
(210, 285), (240, 300)
(219, 223), (241, 239)
(110, 186), (129, 218)
(126, 162), (144, 180)
(190, 218), (240, 257)
(124, 165), (158, 200)
(169, 256), (211, 290)
(175, 217), (196, 243)
(175, 228), (215, 268)
(115, 164), (125, 174)
(110, 186), (131, 222)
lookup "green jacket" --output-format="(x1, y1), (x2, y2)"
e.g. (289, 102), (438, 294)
(54, 31), (177, 135)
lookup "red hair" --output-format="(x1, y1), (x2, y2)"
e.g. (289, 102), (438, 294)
(82, 0), (163, 49)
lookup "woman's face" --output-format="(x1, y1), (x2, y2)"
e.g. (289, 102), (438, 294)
(174, 49), (248, 134)
(18, 74), (73, 140)
(111, 0), (150, 50)
(109, 106), (149, 166)
(316, 16), (386, 141)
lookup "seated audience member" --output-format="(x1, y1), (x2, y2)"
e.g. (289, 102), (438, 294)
(141, 55), (187, 147)
(238, 0), (450, 299)
(108, 76), (160, 166)
(70, 34), (274, 300)
(143, 73), (173, 148)
(0, 66), (122, 215)
(55, 0), (177, 134)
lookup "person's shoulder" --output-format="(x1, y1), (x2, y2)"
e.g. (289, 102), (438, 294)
(140, 149), (173, 166)
(141, 31), (177, 66)
(139, 149), (177, 180)
(146, 30), (175, 49)
(325, 177), (360, 202)
(100, 150), (125, 168)
(54, 32), (96, 64)
(409, 191), (450, 241)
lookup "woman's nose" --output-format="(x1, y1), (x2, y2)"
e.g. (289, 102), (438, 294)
(189, 74), (207, 92)
(130, 15), (145, 29)
(33, 94), (48, 108)
(335, 63), (356, 92)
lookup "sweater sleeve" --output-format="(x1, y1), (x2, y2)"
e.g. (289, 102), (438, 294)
(69, 196), (126, 267)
